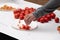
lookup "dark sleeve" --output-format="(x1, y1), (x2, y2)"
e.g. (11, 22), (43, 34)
(33, 0), (60, 18)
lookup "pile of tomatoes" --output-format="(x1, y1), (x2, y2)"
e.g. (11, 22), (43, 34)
(13, 7), (60, 30)
(13, 7), (36, 30)
(13, 7), (36, 19)
(37, 12), (60, 23)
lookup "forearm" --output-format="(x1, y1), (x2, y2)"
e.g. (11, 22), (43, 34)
(33, 0), (60, 18)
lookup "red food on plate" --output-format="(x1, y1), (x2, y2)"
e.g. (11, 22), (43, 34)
(44, 17), (49, 22)
(29, 8), (34, 13)
(14, 13), (20, 19)
(54, 17), (59, 23)
(39, 18), (45, 23)
(24, 10), (29, 15)
(20, 24), (30, 30)
(46, 14), (51, 20)
(14, 10), (19, 14)
(25, 7), (29, 10)
(19, 13), (24, 20)
(25, 25), (30, 30)
(49, 13), (56, 19)
(21, 10), (25, 15)
(19, 15), (24, 20)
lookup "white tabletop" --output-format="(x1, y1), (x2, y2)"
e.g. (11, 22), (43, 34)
(0, 1), (60, 40)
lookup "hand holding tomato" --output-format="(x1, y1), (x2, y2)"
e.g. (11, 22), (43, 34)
(24, 14), (37, 25)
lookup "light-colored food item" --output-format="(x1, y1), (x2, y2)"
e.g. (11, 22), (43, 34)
(0, 5), (16, 11)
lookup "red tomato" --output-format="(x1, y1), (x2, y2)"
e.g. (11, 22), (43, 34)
(20, 24), (25, 29)
(25, 25), (30, 30)
(22, 24), (26, 29)
(44, 17), (49, 22)
(39, 18), (45, 23)
(14, 13), (20, 19)
(19, 15), (24, 20)
(20, 13), (24, 16)
(24, 10), (29, 15)
(50, 13), (56, 19)
(18, 8), (22, 13)
(14, 10), (19, 14)
(21, 10), (25, 16)
(46, 14), (51, 20)
(54, 17), (59, 23)
(29, 8), (34, 13)
(25, 7), (29, 10)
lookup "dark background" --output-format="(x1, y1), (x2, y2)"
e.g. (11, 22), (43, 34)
(0, 32), (18, 40)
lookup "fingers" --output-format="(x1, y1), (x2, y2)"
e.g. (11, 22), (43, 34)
(24, 14), (37, 25)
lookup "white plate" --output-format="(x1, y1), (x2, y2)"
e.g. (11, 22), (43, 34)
(11, 20), (38, 30)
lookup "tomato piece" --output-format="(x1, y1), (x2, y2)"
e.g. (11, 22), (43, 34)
(24, 10), (29, 15)
(14, 13), (20, 19)
(54, 17), (59, 23)
(44, 17), (49, 22)
(50, 13), (56, 19)
(19, 13), (24, 20)
(19, 16), (24, 20)
(46, 14), (51, 20)
(40, 18), (45, 23)
(20, 25), (30, 30)
(14, 9), (20, 14)
(22, 24), (26, 29)
(21, 10), (25, 16)
(25, 7), (29, 10)
(18, 8), (22, 13)
(14, 10), (18, 14)
(25, 25), (30, 30)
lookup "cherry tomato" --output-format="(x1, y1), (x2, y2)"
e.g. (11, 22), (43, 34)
(14, 10), (18, 14)
(18, 8), (22, 13)
(25, 7), (29, 10)
(24, 10), (29, 15)
(14, 13), (20, 19)
(14, 9), (20, 14)
(46, 14), (51, 20)
(21, 10), (25, 16)
(54, 17), (59, 23)
(44, 17), (49, 22)
(50, 13), (56, 19)
(29, 8), (34, 13)
(25, 25), (30, 30)
(19, 14), (24, 20)
(40, 18), (45, 23)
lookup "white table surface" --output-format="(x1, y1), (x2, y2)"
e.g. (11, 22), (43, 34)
(0, 1), (60, 40)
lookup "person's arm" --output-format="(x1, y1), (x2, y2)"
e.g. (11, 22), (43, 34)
(33, 0), (60, 18)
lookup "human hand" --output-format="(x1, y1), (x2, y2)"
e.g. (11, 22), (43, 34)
(24, 14), (37, 25)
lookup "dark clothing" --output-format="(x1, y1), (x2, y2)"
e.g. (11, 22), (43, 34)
(33, 0), (60, 18)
